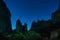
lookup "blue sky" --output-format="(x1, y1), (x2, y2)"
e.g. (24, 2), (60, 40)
(4, 0), (60, 30)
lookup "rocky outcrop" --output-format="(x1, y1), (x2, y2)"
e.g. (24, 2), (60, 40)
(0, 0), (12, 34)
(16, 19), (27, 33)
(51, 5), (60, 23)
(16, 19), (22, 33)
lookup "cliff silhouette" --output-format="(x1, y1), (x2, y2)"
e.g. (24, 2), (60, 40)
(0, 0), (12, 34)
(0, 0), (60, 40)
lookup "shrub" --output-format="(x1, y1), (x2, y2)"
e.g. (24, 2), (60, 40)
(24, 31), (41, 40)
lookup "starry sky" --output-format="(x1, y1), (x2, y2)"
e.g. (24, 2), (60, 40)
(4, 0), (60, 30)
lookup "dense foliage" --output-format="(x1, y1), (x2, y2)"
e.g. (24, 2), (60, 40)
(4, 31), (41, 40)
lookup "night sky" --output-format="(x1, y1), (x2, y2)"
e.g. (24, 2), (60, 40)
(4, 0), (60, 30)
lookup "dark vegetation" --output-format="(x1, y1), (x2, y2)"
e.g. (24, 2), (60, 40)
(0, 0), (60, 40)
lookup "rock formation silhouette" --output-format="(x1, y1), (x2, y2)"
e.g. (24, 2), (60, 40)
(30, 4), (60, 39)
(22, 23), (27, 33)
(16, 19), (27, 33)
(0, 0), (12, 34)
(51, 5), (60, 23)
(16, 19), (22, 33)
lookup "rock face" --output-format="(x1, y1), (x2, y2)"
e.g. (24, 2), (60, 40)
(22, 23), (27, 33)
(16, 19), (27, 33)
(16, 19), (22, 33)
(0, 0), (12, 34)
(51, 5), (60, 23)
